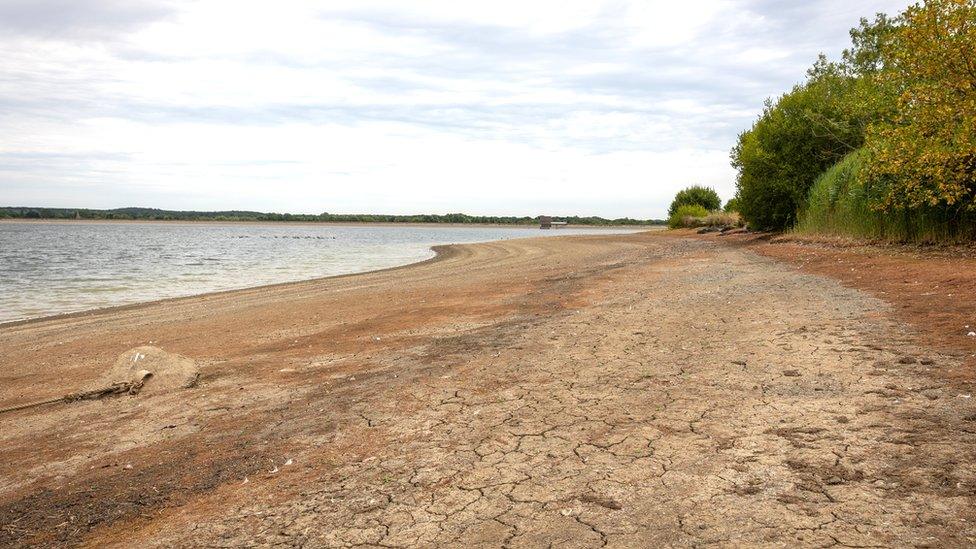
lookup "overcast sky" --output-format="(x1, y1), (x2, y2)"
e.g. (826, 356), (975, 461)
(1, 0), (907, 218)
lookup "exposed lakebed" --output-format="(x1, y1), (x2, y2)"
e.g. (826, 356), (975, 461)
(0, 221), (640, 323)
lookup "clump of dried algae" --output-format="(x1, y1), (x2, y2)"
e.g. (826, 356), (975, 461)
(101, 346), (199, 395)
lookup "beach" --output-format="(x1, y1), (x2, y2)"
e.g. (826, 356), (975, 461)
(0, 220), (645, 324)
(1, 231), (975, 547)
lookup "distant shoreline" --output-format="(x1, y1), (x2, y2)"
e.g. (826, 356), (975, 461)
(0, 218), (660, 230)
(0, 207), (665, 227)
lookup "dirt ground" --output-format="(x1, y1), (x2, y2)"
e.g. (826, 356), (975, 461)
(1, 231), (974, 547)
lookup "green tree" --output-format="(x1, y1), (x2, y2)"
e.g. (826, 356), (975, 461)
(842, 13), (900, 75)
(723, 196), (740, 213)
(668, 186), (721, 217)
(730, 17), (896, 231)
(860, 0), (976, 233)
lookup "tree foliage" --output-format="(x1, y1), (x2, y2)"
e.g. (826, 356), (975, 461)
(667, 186), (721, 217)
(730, 76), (879, 229)
(843, 13), (900, 74)
(730, 13), (899, 231)
(723, 196), (740, 213)
(860, 0), (976, 227)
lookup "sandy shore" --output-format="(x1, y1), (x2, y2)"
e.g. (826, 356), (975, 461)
(1, 231), (974, 547)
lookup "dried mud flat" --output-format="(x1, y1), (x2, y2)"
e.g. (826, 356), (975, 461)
(1, 232), (974, 547)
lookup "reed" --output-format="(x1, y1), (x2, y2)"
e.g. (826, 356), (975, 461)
(796, 151), (976, 243)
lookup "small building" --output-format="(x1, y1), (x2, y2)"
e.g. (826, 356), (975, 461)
(539, 216), (568, 229)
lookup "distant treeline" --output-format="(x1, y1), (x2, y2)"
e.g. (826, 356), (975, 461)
(0, 207), (664, 226)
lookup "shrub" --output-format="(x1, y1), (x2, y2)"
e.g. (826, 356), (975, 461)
(667, 204), (709, 229)
(668, 186), (721, 217)
(729, 2), (976, 242)
(730, 66), (889, 231)
(723, 197), (740, 213)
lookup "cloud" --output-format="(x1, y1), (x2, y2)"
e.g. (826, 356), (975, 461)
(0, 0), (175, 41)
(0, 0), (909, 218)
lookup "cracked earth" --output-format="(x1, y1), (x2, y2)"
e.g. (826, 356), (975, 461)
(1, 232), (974, 547)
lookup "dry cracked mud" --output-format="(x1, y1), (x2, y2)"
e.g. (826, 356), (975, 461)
(0, 232), (974, 547)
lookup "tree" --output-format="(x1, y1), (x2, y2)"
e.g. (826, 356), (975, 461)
(860, 0), (976, 230)
(730, 13), (898, 231)
(731, 80), (865, 230)
(723, 196), (741, 213)
(842, 13), (901, 75)
(668, 186), (721, 217)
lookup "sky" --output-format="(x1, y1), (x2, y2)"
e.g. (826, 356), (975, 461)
(0, 0), (908, 219)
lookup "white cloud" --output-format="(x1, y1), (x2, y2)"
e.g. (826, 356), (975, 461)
(0, 0), (909, 218)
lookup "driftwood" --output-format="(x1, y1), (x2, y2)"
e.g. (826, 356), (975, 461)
(0, 372), (151, 415)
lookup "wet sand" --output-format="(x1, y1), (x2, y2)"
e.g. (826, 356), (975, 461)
(1, 231), (974, 547)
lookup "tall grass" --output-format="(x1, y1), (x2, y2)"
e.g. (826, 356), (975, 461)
(667, 206), (743, 230)
(702, 211), (743, 228)
(667, 205), (708, 229)
(795, 150), (976, 243)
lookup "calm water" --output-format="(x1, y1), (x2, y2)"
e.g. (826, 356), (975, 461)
(0, 221), (639, 324)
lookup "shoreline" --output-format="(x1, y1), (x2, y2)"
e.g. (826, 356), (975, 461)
(2, 231), (974, 547)
(0, 225), (657, 328)
(0, 229), (658, 329)
(0, 243), (460, 330)
(0, 218), (661, 230)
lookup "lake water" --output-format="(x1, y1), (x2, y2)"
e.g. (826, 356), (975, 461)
(0, 221), (640, 324)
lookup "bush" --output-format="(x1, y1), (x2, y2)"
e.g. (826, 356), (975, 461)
(667, 204), (709, 229)
(723, 197), (740, 213)
(730, 66), (888, 231)
(668, 186), (721, 217)
(729, 3), (976, 242)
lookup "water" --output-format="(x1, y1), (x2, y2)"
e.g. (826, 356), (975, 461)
(0, 221), (640, 324)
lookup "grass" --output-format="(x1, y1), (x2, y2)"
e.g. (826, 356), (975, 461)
(668, 206), (743, 230)
(795, 150), (976, 244)
(702, 211), (743, 228)
(668, 204), (708, 229)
